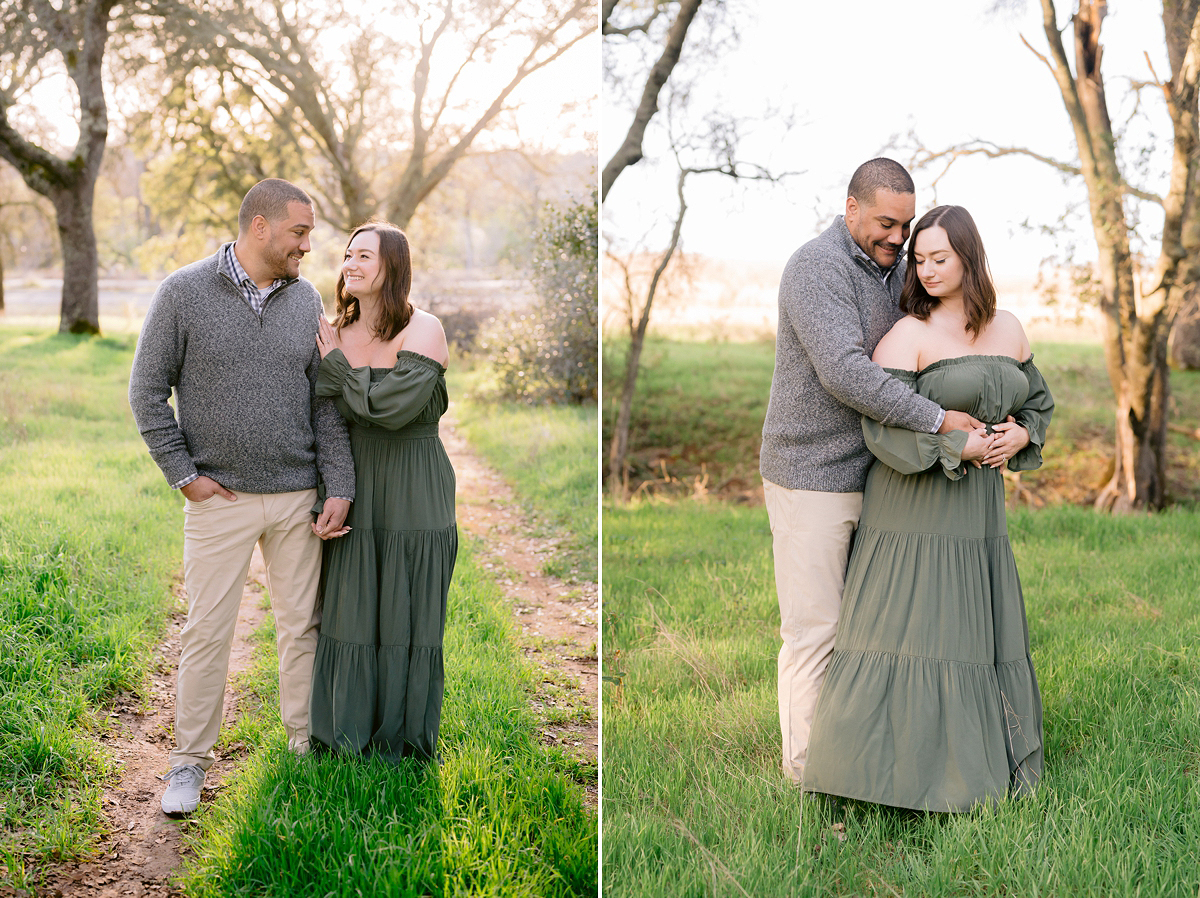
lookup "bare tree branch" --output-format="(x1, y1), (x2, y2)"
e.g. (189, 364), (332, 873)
(603, 0), (668, 37)
(135, 0), (594, 230)
(601, 0), (703, 199)
(910, 137), (1163, 205)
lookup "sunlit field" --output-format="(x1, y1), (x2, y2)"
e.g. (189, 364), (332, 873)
(0, 325), (597, 896)
(0, 327), (181, 885)
(602, 329), (1200, 897)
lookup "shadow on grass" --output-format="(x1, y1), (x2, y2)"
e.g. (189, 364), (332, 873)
(181, 748), (444, 897)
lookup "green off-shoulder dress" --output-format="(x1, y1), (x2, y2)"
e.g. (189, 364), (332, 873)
(309, 349), (457, 761)
(804, 355), (1053, 812)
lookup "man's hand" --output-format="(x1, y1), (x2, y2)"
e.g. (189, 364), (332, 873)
(938, 409), (985, 434)
(983, 415), (1030, 468)
(313, 497), (351, 540)
(180, 476), (236, 502)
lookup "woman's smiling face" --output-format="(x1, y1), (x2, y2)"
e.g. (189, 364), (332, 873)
(342, 228), (383, 299)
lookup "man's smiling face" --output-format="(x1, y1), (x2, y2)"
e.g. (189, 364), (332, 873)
(844, 187), (916, 269)
(263, 201), (316, 280)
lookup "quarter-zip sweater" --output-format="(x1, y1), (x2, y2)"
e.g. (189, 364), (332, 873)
(129, 249), (355, 499)
(760, 215), (943, 493)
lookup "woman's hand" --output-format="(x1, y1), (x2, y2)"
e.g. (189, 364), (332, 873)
(317, 316), (341, 359)
(312, 522), (352, 540)
(983, 416), (1030, 468)
(961, 426), (996, 469)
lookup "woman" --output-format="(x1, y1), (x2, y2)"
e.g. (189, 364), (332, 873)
(309, 220), (456, 762)
(803, 205), (1052, 812)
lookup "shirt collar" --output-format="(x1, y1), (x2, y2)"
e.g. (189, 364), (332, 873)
(219, 242), (290, 292)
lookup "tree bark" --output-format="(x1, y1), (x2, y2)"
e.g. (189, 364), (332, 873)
(52, 183), (101, 334)
(601, 0), (703, 200)
(1167, 285), (1200, 368)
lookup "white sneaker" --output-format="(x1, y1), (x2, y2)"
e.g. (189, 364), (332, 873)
(160, 764), (205, 814)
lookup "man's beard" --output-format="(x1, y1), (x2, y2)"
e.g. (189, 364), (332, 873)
(265, 243), (300, 279)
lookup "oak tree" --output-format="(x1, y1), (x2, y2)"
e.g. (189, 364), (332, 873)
(0, 0), (120, 333)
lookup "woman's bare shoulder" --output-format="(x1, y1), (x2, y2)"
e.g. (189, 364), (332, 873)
(873, 315), (927, 368)
(394, 307), (449, 365)
(991, 309), (1032, 359)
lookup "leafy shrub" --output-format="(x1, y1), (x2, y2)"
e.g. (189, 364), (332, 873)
(482, 191), (597, 404)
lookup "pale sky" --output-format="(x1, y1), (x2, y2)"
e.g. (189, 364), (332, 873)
(602, 1), (1168, 281)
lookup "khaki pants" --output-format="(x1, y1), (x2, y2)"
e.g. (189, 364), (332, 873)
(763, 481), (863, 785)
(171, 488), (321, 770)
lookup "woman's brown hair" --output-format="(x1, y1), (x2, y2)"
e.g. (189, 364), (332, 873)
(900, 205), (996, 339)
(332, 221), (414, 341)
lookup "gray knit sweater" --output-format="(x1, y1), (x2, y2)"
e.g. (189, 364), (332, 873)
(760, 216), (943, 493)
(129, 250), (355, 499)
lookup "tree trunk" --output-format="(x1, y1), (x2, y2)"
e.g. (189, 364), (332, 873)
(1096, 329), (1171, 510)
(1088, 1), (1200, 509)
(341, 173), (374, 231)
(1035, 0), (1200, 510)
(386, 171), (427, 229)
(53, 184), (101, 334)
(607, 169), (687, 498)
(0, 0), (114, 336)
(1167, 285), (1200, 368)
(607, 335), (646, 498)
(0, 246), (5, 313)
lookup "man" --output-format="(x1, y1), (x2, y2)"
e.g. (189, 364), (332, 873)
(759, 158), (981, 786)
(129, 178), (355, 815)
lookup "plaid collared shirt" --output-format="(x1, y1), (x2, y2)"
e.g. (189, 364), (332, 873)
(220, 242), (290, 315)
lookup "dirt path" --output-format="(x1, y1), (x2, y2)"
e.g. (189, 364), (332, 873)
(441, 411), (599, 791)
(25, 419), (596, 896)
(36, 554), (269, 898)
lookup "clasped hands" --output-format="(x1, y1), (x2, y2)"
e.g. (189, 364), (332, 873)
(939, 410), (1029, 469)
(313, 498), (351, 540)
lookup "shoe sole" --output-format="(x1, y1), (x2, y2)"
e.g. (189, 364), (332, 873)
(161, 796), (201, 815)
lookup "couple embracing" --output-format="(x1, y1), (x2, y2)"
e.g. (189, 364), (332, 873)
(762, 158), (1052, 812)
(129, 179), (457, 815)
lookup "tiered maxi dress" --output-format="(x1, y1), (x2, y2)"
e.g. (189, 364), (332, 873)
(804, 354), (1053, 812)
(309, 348), (457, 761)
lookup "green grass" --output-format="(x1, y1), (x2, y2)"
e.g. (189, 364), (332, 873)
(180, 538), (596, 897)
(602, 337), (1200, 504)
(451, 363), (598, 582)
(602, 336), (1200, 894)
(602, 339), (774, 496)
(177, 358), (598, 897)
(0, 326), (597, 895)
(602, 497), (1200, 897)
(0, 326), (183, 889)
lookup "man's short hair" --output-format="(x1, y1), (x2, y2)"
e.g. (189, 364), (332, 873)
(238, 179), (313, 234)
(847, 158), (915, 205)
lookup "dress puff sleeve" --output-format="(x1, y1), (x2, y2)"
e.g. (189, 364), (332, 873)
(1008, 356), (1054, 472)
(316, 348), (444, 430)
(861, 368), (970, 481)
